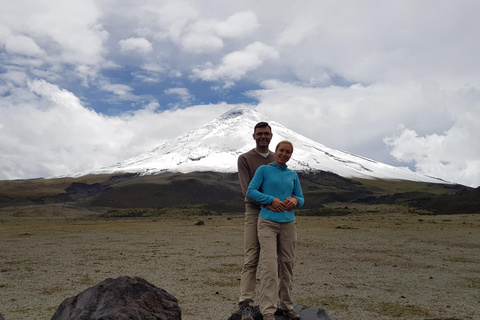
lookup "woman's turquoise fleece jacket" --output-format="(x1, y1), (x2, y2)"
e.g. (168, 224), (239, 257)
(246, 161), (304, 223)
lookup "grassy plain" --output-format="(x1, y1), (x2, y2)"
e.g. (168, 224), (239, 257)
(0, 204), (479, 320)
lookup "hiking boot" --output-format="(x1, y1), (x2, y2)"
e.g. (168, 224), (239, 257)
(282, 309), (300, 319)
(240, 305), (254, 320)
(263, 313), (275, 320)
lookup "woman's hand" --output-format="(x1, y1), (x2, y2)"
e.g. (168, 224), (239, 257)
(271, 198), (287, 212)
(268, 197), (297, 212)
(283, 197), (298, 211)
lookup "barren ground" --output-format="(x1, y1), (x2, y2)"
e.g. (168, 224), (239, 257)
(0, 205), (479, 320)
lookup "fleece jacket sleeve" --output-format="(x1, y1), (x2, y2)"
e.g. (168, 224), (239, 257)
(292, 173), (305, 208)
(246, 166), (274, 205)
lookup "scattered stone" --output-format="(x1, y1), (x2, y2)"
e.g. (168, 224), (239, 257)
(336, 224), (354, 229)
(227, 304), (330, 320)
(50, 276), (181, 320)
(195, 220), (205, 225)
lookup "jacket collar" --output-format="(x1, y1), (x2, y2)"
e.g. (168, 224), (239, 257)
(269, 161), (288, 170)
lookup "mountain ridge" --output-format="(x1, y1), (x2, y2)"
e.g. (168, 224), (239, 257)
(72, 106), (448, 185)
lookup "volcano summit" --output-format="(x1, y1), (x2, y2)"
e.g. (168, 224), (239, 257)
(76, 106), (445, 184)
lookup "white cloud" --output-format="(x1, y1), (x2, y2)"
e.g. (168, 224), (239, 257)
(0, 79), (231, 179)
(216, 11), (259, 38)
(142, 63), (166, 73)
(276, 17), (318, 46)
(119, 37), (153, 54)
(5, 35), (45, 56)
(179, 11), (258, 53)
(181, 32), (224, 53)
(164, 87), (193, 104)
(0, 0), (107, 91)
(384, 125), (480, 187)
(100, 83), (134, 97)
(384, 86), (480, 187)
(16, 0), (106, 65)
(142, 0), (199, 42)
(191, 41), (279, 83)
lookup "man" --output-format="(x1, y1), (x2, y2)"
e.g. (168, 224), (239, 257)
(246, 140), (303, 320)
(237, 122), (276, 320)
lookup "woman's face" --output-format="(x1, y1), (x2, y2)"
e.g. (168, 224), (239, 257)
(275, 143), (293, 165)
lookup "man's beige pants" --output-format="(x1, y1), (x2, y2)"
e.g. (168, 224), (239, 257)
(257, 216), (297, 316)
(239, 202), (262, 304)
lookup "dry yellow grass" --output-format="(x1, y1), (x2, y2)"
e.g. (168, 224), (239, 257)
(0, 205), (479, 320)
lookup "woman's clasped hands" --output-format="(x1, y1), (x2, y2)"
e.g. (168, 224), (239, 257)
(267, 197), (298, 212)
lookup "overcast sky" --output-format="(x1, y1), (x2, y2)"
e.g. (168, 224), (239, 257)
(1, 0), (479, 187)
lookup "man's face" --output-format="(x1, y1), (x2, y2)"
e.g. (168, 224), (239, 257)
(253, 126), (272, 149)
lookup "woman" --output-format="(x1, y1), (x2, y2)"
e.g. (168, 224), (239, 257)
(246, 140), (304, 320)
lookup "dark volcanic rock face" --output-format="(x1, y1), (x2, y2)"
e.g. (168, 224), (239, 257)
(50, 276), (181, 320)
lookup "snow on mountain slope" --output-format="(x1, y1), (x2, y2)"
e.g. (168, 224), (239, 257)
(76, 106), (447, 184)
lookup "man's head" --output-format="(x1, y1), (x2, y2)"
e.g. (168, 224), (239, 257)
(253, 122), (272, 152)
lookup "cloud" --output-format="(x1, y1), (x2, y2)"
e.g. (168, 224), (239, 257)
(181, 33), (224, 53)
(0, 0), (107, 90)
(384, 125), (480, 187)
(19, 0), (105, 65)
(0, 78), (232, 179)
(191, 42), (279, 84)
(384, 86), (480, 187)
(215, 11), (259, 38)
(141, 0), (199, 42)
(164, 87), (193, 104)
(119, 37), (153, 54)
(276, 16), (319, 46)
(5, 35), (45, 56)
(100, 83), (134, 97)
(180, 11), (258, 53)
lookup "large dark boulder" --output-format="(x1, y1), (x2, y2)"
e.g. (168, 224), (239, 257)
(228, 304), (330, 320)
(51, 276), (181, 320)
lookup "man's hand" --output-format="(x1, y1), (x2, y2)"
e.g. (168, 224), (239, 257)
(265, 204), (280, 212)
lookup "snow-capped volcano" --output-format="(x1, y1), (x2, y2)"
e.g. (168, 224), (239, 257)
(78, 106), (446, 184)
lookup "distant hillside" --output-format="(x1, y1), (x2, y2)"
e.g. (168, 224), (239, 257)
(0, 171), (472, 216)
(416, 186), (480, 214)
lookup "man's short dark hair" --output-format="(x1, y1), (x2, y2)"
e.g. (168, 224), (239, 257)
(254, 122), (272, 133)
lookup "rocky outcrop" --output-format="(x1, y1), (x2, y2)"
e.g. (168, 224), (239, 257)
(50, 276), (181, 320)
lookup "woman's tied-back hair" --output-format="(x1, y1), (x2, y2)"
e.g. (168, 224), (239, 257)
(276, 140), (293, 151)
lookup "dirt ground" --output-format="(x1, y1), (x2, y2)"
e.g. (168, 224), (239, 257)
(0, 205), (479, 320)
